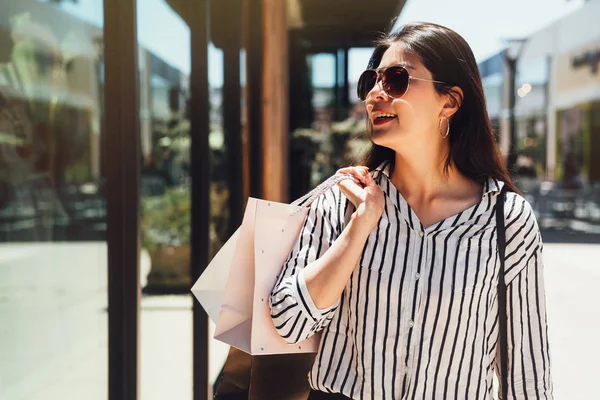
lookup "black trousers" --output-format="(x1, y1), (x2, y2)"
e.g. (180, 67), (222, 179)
(307, 390), (351, 399)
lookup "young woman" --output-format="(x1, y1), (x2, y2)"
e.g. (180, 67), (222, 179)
(270, 22), (553, 399)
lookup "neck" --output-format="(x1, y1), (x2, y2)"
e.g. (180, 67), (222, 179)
(388, 141), (471, 203)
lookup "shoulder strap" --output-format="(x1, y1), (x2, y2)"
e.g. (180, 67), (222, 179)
(495, 185), (509, 400)
(290, 173), (359, 209)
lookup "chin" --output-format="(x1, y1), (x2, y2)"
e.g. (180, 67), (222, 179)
(370, 127), (401, 147)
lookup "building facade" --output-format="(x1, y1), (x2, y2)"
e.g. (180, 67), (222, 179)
(479, 0), (600, 230)
(0, 1), (404, 399)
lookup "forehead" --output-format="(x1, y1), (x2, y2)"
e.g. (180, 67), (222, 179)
(379, 43), (422, 70)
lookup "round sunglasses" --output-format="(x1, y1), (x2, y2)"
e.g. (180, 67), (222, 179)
(357, 65), (447, 101)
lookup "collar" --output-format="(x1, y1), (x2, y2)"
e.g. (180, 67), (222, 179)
(373, 160), (505, 199)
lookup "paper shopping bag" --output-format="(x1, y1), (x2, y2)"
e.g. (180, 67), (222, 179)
(191, 173), (356, 355)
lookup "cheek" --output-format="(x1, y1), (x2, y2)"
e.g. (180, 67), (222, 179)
(391, 101), (421, 130)
(394, 93), (438, 128)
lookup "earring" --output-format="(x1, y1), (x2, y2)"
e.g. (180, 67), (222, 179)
(439, 117), (450, 138)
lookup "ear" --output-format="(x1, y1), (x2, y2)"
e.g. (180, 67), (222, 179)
(440, 86), (464, 119)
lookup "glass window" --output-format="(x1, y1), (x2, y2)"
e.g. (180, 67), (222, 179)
(0, 0), (106, 398)
(136, 1), (193, 398)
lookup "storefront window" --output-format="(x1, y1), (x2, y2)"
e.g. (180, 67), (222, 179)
(0, 0), (107, 398)
(135, 1), (194, 398)
(513, 57), (550, 196)
(482, 72), (503, 141)
(538, 101), (600, 232)
(136, 1), (231, 397)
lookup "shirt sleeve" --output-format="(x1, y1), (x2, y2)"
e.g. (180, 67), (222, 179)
(496, 193), (554, 399)
(269, 186), (348, 344)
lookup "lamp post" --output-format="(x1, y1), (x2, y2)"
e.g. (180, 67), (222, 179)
(503, 38), (527, 175)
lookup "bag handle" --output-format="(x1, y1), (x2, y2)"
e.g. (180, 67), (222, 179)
(290, 173), (360, 210)
(495, 184), (509, 400)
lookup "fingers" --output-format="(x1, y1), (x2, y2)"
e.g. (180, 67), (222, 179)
(336, 166), (374, 207)
(337, 166), (372, 188)
(338, 179), (363, 207)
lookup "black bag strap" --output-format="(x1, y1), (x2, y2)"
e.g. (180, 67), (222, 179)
(495, 184), (509, 400)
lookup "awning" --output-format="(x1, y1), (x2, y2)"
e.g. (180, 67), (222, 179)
(289, 0), (406, 50)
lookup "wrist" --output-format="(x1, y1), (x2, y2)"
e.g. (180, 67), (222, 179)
(349, 211), (381, 236)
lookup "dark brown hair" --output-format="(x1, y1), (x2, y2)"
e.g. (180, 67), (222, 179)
(361, 22), (519, 193)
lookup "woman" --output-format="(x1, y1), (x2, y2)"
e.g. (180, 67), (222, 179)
(270, 22), (553, 399)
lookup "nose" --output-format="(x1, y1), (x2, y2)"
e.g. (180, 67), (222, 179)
(365, 79), (389, 103)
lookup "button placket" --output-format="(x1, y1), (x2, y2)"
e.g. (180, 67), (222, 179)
(402, 229), (426, 387)
(413, 231), (426, 315)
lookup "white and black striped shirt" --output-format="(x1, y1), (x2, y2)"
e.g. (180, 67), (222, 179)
(270, 162), (553, 399)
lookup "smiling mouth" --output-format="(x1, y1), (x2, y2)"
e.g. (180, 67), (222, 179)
(373, 114), (397, 126)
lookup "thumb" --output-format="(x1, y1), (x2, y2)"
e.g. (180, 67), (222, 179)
(338, 179), (363, 207)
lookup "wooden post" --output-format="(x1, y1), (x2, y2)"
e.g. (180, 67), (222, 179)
(261, 0), (289, 202)
(245, 0), (264, 200)
(104, 0), (140, 398)
(189, 1), (211, 399)
(220, 1), (244, 234)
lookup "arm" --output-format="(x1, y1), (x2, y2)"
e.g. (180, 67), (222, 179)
(497, 195), (553, 399)
(269, 167), (384, 344)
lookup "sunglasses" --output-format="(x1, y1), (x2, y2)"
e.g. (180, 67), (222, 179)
(357, 65), (447, 101)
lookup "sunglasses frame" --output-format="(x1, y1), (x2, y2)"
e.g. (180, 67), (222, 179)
(357, 65), (447, 101)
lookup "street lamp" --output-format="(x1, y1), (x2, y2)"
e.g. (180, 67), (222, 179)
(503, 38), (527, 175)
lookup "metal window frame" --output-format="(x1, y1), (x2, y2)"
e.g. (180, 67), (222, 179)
(104, 0), (141, 399)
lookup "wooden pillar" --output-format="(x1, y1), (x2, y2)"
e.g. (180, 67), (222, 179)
(219, 1), (244, 234)
(342, 47), (350, 118)
(104, 0), (140, 398)
(261, 0), (289, 202)
(244, 0), (289, 202)
(244, 0), (264, 199)
(189, 1), (211, 399)
(288, 31), (312, 132)
(334, 47), (350, 122)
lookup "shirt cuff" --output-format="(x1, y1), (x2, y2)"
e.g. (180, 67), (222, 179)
(295, 269), (340, 321)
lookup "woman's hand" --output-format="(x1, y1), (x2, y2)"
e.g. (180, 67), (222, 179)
(336, 166), (385, 230)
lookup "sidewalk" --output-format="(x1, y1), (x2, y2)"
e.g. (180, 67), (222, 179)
(0, 243), (228, 400)
(542, 243), (600, 400)
(1, 241), (598, 399)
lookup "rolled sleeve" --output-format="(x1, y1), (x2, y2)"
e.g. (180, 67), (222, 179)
(269, 187), (345, 344)
(294, 269), (340, 323)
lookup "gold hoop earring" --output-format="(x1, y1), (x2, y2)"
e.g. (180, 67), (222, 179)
(439, 117), (450, 138)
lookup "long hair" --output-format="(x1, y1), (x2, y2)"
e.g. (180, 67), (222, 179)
(360, 22), (519, 193)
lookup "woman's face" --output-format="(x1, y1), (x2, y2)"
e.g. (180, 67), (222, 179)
(364, 43), (447, 151)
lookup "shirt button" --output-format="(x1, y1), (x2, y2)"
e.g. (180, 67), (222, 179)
(409, 320), (414, 328)
(418, 231), (424, 237)
(415, 273), (420, 280)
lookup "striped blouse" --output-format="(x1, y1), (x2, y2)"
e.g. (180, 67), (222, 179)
(269, 162), (553, 399)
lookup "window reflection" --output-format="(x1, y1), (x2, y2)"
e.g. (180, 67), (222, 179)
(0, 6), (105, 242)
(139, 48), (191, 294)
(0, 1), (107, 399)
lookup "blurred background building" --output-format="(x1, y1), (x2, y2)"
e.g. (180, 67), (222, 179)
(480, 0), (600, 233)
(0, 0), (598, 399)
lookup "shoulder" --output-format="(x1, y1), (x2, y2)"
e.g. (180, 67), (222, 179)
(307, 178), (348, 221)
(501, 190), (543, 277)
(369, 163), (392, 191)
(503, 190), (539, 237)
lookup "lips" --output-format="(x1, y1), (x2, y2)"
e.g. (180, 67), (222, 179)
(372, 111), (397, 126)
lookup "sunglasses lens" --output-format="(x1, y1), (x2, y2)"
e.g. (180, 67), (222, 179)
(357, 70), (377, 101)
(382, 66), (409, 98)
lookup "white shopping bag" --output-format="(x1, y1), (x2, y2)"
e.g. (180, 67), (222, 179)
(191, 174), (355, 355)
